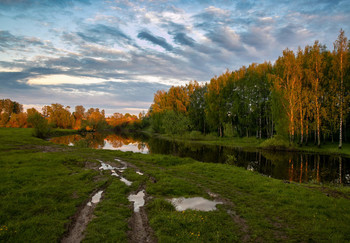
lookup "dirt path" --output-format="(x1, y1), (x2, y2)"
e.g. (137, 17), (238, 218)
(61, 190), (104, 243)
(99, 158), (157, 243)
(128, 190), (156, 243)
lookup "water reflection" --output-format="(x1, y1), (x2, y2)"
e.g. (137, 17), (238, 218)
(50, 133), (149, 153)
(50, 133), (350, 185)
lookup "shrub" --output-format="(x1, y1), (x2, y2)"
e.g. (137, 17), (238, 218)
(27, 112), (51, 138)
(259, 135), (290, 149)
(187, 131), (203, 140)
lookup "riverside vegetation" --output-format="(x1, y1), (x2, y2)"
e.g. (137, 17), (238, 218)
(1, 127), (350, 242)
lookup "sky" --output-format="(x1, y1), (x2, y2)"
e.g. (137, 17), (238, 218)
(0, 0), (349, 115)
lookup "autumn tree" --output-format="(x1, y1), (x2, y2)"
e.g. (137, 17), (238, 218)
(0, 99), (23, 126)
(333, 29), (349, 149)
(73, 105), (85, 129)
(274, 49), (299, 144)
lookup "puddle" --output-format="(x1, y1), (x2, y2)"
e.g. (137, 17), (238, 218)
(98, 161), (114, 170)
(97, 159), (132, 186)
(128, 190), (145, 212)
(120, 177), (132, 186)
(169, 197), (223, 211)
(136, 171), (144, 175)
(87, 190), (103, 206)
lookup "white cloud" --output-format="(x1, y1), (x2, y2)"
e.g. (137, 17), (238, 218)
(27, 74), (109, 85)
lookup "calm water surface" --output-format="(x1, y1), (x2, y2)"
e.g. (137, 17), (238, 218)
(50, 133), (350, 185)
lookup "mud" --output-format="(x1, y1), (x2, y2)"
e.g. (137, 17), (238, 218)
(21, 144), (68, 153)
(61, 190), (104, 243)
(128, 189), (156, 243)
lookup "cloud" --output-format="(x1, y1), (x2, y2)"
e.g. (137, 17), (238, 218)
(173, 33), (195, 46)
(0, 0), (91, 9)
(27, 74), (109, 85)
(194, 6), (234, 29)
(1, 0), (349, 115)
(241, 26), (275, 50)
(205, 27), (244, 53)
(274, 24), (314, 47)
(0, 30), (44, 51)
(137, 30), (173, 51)
(0, 75), (170, 115)
(75, 24), (132, 47)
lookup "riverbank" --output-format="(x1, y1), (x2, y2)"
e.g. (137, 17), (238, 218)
(1, 127), (350, 242)
(147, 131), (350, 157)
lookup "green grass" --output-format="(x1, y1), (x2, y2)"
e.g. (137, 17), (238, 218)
(83, 180), (131, 243)
(2, 127), (350, 242)
(0, 128), (107, 242)
(116, 152), (350, 242)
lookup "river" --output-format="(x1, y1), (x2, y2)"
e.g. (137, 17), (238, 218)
(50, 132), (350, 185)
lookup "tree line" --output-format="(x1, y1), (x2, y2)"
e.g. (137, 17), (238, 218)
(0, 100), (144, 135)
(147, 30), (350, 148)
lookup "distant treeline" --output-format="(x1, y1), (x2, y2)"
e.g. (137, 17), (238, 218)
(147, 29), (350, 148)
(0, 100), (145, 132)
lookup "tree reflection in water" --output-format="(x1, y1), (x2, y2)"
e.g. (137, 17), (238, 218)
(50, 133), (149, 153)
(50, 133), (350, 185)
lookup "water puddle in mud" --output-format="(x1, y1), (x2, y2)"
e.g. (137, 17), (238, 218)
(169, 197), (223, 211)
(128, 190), (145, 212)
(99, 162), (114, 170)
(87, 190), (103, 206)
(98, 159), (133, 186)
(120, 177), (132, 186)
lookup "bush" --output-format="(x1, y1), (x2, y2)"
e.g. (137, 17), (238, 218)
(27, 112), (51, 138)
(259, 135), (290, 149)
(186, 131), (203, 140)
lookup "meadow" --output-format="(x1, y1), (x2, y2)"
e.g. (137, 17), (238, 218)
(1, 127), (350, 242)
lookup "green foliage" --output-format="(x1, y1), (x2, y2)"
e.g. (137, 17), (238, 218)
(271, 89), (289, 138)
(225, 154), (237, 165)
(160, 110), (191, 135)
(27, 112), (51, 138)
(259, 135), (290, 149)
(223, 122), (236, 138)
(186, 130), (203, 140)
(150, 112), (164, 133)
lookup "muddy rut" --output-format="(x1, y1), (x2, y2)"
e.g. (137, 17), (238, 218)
(61, 190), (104, 243)
(61, 159), (156, 243)
(128, 188), (156, 243)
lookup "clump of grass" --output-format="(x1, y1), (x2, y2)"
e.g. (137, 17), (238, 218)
(259, 135), (290, 149)
(225, 154), (237, 165)
(184, 131), (205, 140)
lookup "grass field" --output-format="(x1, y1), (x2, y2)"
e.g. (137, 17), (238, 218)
(1, 127), (350, 242)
